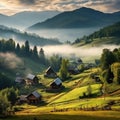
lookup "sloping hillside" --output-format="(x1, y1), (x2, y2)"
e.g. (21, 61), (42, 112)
(0, 25), (61, 46)
(0, 11), (60, 29)
(28, 7), (120, 30)
(73, 21), (120, 47)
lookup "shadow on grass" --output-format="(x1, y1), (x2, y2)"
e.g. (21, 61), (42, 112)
(1, 114), (120, 120)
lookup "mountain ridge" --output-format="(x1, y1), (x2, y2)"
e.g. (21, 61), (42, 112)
(0, 25), (61, 46)
(27, 7), (120, 30)
(73, 21), (120, 47)
(0, 11), (60, 29)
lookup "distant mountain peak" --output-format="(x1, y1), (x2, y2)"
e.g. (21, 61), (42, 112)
(28, 7), (120, 30)
(73, 7), (103, 14)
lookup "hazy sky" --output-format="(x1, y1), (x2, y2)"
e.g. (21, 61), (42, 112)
(0, 0), (120, 15)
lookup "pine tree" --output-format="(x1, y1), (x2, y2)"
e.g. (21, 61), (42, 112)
(24, 41), (30, 56)
(33, 45), (38, 60)
(16, 43), (20, 54)
(39, 48), (46, 64)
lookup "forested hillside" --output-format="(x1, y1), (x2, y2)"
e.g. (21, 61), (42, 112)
(28, 7), (120, 30)
(0, 25), (61, 46)
(73, 21), (120, 46)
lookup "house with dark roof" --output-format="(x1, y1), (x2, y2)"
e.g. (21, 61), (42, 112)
(68, 65), (79, 75)
(15, 76), (25, 84)
(27, 91), (41, 104)
(18, 91), (41, 104)
(25, 74), (39, 85)
(18, 95), (27, 104)
(50, 78), (62, 89)
(15, 73), (25, 84)
(44, 66), (57, 78)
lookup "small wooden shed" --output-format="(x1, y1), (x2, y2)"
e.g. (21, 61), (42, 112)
(44, 66), (57, 78)
(26, 74), (39, 85)
(50, 78), (62, 89)
(27, 91), (41, 104)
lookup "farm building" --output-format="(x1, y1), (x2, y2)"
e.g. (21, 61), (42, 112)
(18, 95), (27, 104)
(68, 65), (79, 75)
(25, 74), (39, 85)
(44, 66), (57, 78)
(27, 91), (41, 104)
(15, 76), (25, 84)
(50, 78), (62, 89)
(18, 91), (41, 104)
(15, 73), (25, 84)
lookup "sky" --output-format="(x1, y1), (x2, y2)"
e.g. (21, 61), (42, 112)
(0, 0), (120, 15)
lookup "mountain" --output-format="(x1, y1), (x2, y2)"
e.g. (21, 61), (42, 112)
(0, 11), (60, 29)
(27, 7), (120, 30)
(73, 21), (120, 46)
(0, 25), (61, 46)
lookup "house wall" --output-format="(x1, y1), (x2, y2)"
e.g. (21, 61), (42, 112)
(27, 94), (41, 104)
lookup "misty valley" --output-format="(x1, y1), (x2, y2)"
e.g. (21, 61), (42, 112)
(0, 7), (120, 120)
(27, 27), (100, 42)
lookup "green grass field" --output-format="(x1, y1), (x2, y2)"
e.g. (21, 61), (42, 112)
(50, 84), (102, 104)
(1, 111), (120, 120)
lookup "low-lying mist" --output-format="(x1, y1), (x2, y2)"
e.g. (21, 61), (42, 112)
(41, 44), (120, 62)
(0, 52), (23, 69)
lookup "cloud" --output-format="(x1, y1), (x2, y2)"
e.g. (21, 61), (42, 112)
(0, 0), (119, 15)
(19, 0), (36, 5)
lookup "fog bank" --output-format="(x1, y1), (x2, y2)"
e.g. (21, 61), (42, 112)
(40, 44), (120, 62)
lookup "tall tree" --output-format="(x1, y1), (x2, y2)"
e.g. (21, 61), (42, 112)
(24, 40), (30, 56)
(16, 43), (20, 54)
(33, 45), (38, 59)
(0, 94), (10, 115)
(111, 62), (120, 84)
(39, 48), (46, 64)
(101, 68), (114, 84)
(7, 87), (18, 105)
(59, 59), (69, 81)
(49, 54), (62, 71)
(100, 49), (115, 70)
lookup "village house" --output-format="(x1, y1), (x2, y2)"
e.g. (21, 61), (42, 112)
(50, 78), (62, 89)
(18, 91), (41, 104)
(27, 91), (41, 104)
(18, 95), (27, 104)
(25, 74), (39, 85)
(68, 65), (79, 75)
(44, 66), (57, 78)
(15, 76), (25, 84)
(15, 73), (25, 84)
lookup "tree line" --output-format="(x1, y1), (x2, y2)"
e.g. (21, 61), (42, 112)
(73, 21), (120, 44)
(0, 39), (46, 64)
(100, 48), (120, 84)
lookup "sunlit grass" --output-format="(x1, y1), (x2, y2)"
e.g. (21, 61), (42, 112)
(49, 84), (102, 104)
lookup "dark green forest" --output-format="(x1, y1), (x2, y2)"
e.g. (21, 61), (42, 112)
(74, 21), (120, 44)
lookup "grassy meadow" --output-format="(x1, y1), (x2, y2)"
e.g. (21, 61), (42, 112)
(1, 111), (120, 120)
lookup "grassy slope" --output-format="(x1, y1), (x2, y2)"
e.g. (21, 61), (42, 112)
(3, 111), (120, 120)
(75, 37), (120, 48)
(50, 84), (102, 104)
(14, 68), (120, 116)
